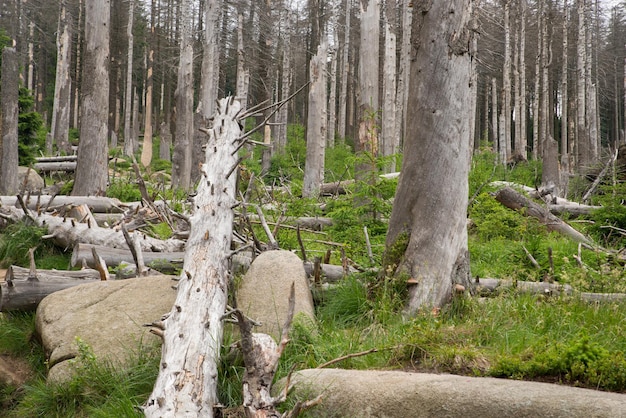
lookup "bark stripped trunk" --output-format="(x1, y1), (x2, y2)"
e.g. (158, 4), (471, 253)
(502, 0), (512, 162)
(144, 98), (241, 417)
(235, 12), (249, 112)
(123, 0), (136, 157)
(73, 0), (110, 196)
(396, 0), (412, 151)
(337, 0), (351, 141)
(0, 47), (19, 196)
(576, 0), (589, 170)
(303, 42), (328, 198)
(561, 0), (570, 175)
(171, 0), (194, 190)
(383, 0), (474, 313)
(141, 0), (156, 168)
(50, 0), (72, 155)
(73, 0), (83, 129)
(381, 2), (397, 172)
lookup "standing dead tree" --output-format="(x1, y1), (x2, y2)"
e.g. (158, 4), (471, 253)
(144, 97), (241, 417)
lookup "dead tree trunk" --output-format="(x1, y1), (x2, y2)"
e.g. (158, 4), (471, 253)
(144, 97), (241, 417)
(50, 1), (72, 155)
(0, 267), (100, 312)
(494, 187), (593, 244)
(0, 47), (19, 196)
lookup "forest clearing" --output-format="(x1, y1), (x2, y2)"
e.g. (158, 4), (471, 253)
(1, 0), (626, 416)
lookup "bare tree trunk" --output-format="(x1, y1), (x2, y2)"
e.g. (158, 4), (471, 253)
(577, 0), (589, 169)
(0, 47), (19, 196)
(72, 0), (110, 196)
(337, 0), (351, 141)
(123, 0), (135, 157)
(50, 0), (72, 155)
(171, 0), (194, 190)
(532, 1), (542, 161)
(382, 0), (474, 313)
(327, 42), (338, 148)
(276, 12), (291, 153)
(27, 20), (34, 92)
(144, 98), (241, 418)
(355, 0), (380, 194)
(73, 0), (83, 130)
(518, 0), (527, 158)
(141, 0), (156, 168)
(235, 12), (249, 112)
(303, 42), (328, 198)
(561, 0), (570, 171)
(492, 77), (499, 151)
(502, 0), (512, 162)
(198, 0), (220, 125)
(396, 0), (412, 152)
(381, 2), (397, 172)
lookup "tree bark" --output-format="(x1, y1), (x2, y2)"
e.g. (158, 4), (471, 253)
(502, 0), (512, 162)
(73, 0), (110, 196)
(123, 0), (135, 157)
(381, 3), (397, 172)
(337, 0), (351, 141)
(140, 0), (156, 168)
(50, 0), (72, 155)
(0, 47), (19, 196)
(171, 0), (194, 190)
(0, 267), (100, 312)
(71, 243), (184, 269)
(382, 0), (474, 313)
(144, 98), (241, 417)
(303, 42), (328, 198)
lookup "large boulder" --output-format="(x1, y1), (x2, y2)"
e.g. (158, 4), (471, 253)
(17, 167), (44, 192)
(236, 250), (315, 340)
(276, 369), (626, 418)
(36, 275), (176, 382)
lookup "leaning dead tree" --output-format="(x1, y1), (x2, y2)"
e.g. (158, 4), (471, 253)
(144, 97), (241, 417)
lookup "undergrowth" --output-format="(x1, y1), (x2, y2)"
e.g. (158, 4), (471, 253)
(2, 137), (626, 416)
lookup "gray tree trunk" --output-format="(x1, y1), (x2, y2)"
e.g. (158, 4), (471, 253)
(561, 0), (570, 170)
(383, 0), (474, 313)
(327, 42), (338, 148)
(337, 0), (351, 141)
(140, 0), (156, 168)
(72, 0), (110, 196)
(0, 47), (19, 196)
(144, 98), (241, 418)
(381, 2), (397, 172)
(50, 1), (72, 155)
(171, 0), (194, 190)
(123, 0), (135, 157)
(303, 42), (328, 198)
(73, 0), (83, 130)
(235, 12), (249, 112)
(396, 0), (412, 152)
(576, 0), (589, 169)
(502, 0), (512, 162)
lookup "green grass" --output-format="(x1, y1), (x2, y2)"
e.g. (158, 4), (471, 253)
(3, 136), (626, 416)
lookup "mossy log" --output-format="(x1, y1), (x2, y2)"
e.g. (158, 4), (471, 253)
(0, 266), (100, 312)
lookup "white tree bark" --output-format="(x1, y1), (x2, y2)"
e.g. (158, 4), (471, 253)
(337, 0), (351, 141)
(73, 0), (83, 130)
(141, 0), (156, 168)
(502, 0), (512, 162)
(276, 11), (292, 153)
(383, 0), (474, 313)
(561, 0), (570, 168)
(396, 0), (412, 152)
(303, 42), (328, 198)
(577, 0), (589, 169)
(50, 0), (72, 155)
(327, 42), (338, 147)
(492, 77), (499, 151)
(144, 98), (241, 418)
(198, 0), (221, 121)
(235, 12), (249, 112)
(73, 0), (110, 196)
(123, 0), (135, 157)
(381, 3), (397, 172)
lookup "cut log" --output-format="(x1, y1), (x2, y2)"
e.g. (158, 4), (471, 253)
(0, 266), (100, 311)
(303, 261), (356, 283)
(35, 155), (78, 163)
(37, 213), (185, 252)
(494, 187), (593, 245)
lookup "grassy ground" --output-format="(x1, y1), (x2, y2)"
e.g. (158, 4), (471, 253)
(1, 141), (625, 416)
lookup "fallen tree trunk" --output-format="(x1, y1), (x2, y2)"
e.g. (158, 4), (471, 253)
(35, 155), (78, 163)
(33, 161), (76, 173)
(71, 243), (184, 269)
(37, 213), (185, 252)
(0, 195), (126, 213)
(494, 187), (593, 245)
(0, 267), (100, 311)
(476, 277), (626, 302)
(145, 97), (241, 417)
(303, 261), (356, 282)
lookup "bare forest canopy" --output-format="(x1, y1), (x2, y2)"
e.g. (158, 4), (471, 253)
(1, 0), (626, 178)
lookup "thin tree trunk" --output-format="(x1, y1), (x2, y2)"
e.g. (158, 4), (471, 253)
(502, 0), (512, 162)
(337, 0), (351, 141)
(171, 0), (194, 190)
(492, 77), (499, 151)
(236, 12), (249, 112)
(73, 0), (83, 130)
(50, 0), (72, 155)
(141, 0), (156, 168)
(303, 42), (328, 198)
(396, 0), (412, 152)
(0, 47), (19, 195)
(276, 12), (291, 153)
(577, 0), (589, 169)
(327, 42), (338, 148)
(73, 0), (110, 196)
(144, 98), (241, 418)
(123, 0), (135, 157)
(562, 0), (569, 170)
(518, 0), (527, 158)
(381, 2), (397, 172)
